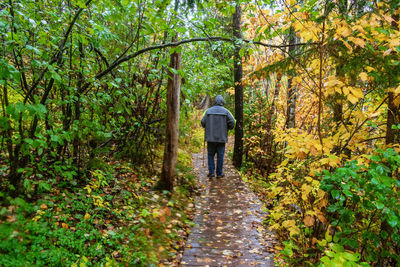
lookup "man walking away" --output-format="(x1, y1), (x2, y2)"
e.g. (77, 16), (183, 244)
(201, 95), (235, 179)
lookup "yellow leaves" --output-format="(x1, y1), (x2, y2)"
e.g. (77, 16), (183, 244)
(293, 20), (320, 42)
(319, 154), (341, 168)
(32, 210), (45, 222)
(352, 24), (366, 35)
(394, 96), (400, 108)
(370, 111), (381, 118)
(84, 213), (91, 220)
(151, 207), (171, 223)
(84, 185), (92, 194)
(365, 66), (375, 72)
(348, 37), (366, 48)
(259, 23), (270, 34)
(389, 38), (400, 48)
(342, 38), (354, 52)
(352, 87), (364, 99)
(382, 14), (394, 24)
(395, 85), (400, 95)
(40, 203), (48, 210)
(255, 62), (268, 72)
(359, 72), (368, 82)
(301, 184), (312, 202)
(303, 216), (315, 227)
(310, 59), (320, 70)
(366, 13), (381, 28)
(315, 209), (327, 224)
(344, 86), (364, 104)
(61, 222), (69, 229)
(336, 25), (352, 38)
(270, 208), (284, 221)
(325, 77), (344, 88)
(92, 195), (107, 208)
(226, 87), (235, 96)
(324, 76), (345, 96)
(309, 145), (318, 156)
(347, 93), (359, 105)
(282, 220), (300, 237)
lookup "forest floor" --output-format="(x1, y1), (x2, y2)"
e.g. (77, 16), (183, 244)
(180, 144), (277, 266)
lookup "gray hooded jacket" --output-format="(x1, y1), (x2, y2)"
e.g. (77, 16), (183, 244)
(201, 95), (235, 143)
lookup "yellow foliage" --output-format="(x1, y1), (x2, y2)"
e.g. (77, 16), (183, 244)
(359, 72), (368, 82)
(348, 37), (366, 48)
(242, 2), (398, 263)
(336, 26), (352, 38)
(282, 220), (300, 237)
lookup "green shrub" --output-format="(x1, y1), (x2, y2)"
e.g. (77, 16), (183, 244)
(320, 148), (400, 264)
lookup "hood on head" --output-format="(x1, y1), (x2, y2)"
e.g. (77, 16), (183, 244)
(214, 95), (225, 106)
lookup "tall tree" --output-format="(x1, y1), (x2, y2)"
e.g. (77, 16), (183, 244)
(385, 14), (400, 145)
(232, 0), (244, 168)
(285, 26), (297, 129)
(158, 40), (182, 191)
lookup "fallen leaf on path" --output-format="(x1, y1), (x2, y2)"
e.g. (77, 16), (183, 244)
(222, 250), (233, 256)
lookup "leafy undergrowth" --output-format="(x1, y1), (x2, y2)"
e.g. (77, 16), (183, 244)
(0, 144), (200, 266)
(242, 147), (400, 266)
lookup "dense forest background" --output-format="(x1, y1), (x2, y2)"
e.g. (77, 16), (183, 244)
(1, 0), (400, 265)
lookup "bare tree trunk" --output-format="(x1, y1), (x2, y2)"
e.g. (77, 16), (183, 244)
(386, 14), (400, 146)
(233, 1), (244, 169)
(286, 26), (296, 129)
(199, 93), (210, 109)
(158, 41), (182, 191)
(264, 75), (281, 176)
(386, 91), (397, 145)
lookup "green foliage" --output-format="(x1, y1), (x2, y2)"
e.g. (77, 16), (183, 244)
(320, 148), (400, 263)
(179, 111), (204, 154)
(0, 161), (196, 265)
(319, 243), (369, 267)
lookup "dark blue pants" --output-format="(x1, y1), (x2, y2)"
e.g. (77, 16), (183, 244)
(207, 142), (225, 176)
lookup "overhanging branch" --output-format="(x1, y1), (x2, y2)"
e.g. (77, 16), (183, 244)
(95, 36), (316, 80)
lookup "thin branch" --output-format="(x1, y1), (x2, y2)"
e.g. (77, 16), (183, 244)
(359, 136), (385, 143)
(255, 0), (285, 44)
(24, 0), (93, 104)
(115, 0), (145, 63)
(339, 96), (389, 154)
(93, 46), (110, 67)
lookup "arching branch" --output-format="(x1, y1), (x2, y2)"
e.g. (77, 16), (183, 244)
(95, 36), (316, 80)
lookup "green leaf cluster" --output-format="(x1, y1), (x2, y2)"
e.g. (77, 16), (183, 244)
(320, 148), (400, 263)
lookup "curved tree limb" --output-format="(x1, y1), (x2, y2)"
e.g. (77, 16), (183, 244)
(95, 36), (316, 80)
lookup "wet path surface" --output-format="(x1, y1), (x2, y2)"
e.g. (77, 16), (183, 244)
(180, 151), (275, 266)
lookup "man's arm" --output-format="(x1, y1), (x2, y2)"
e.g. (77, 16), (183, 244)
(227, 110), (236, 130)
(201, 110), (207, 128)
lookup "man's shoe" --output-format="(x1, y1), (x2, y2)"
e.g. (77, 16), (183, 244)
(207, 173), (215, 179)
(216, 174), (224, 179)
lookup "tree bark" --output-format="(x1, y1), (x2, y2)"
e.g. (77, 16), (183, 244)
(158, 42), (182, 191)
(286, 26), (296, 129)
(263, 75), (281, 175)
(233, 1), (243, 169)
(386, 14), (400, 146)
(385, 91), (397, 145)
